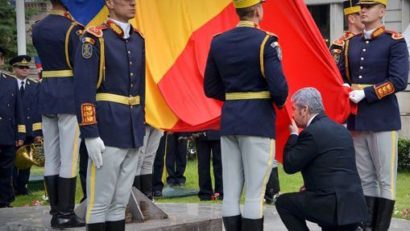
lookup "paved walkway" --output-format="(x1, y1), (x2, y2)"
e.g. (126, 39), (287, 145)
(1, 203), (409, 230)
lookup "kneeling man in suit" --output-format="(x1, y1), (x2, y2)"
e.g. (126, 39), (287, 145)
(276, 87), (367, 231)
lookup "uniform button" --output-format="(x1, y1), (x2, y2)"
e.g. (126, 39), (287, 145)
(129, 61), (133, 65)
(7, 104), (10, 107)
(362, 49), (366, 52)
(0, 117), (2, 120)
(361, 57), (364, 61)
(128, 51), (131, 54)
(366, 41), (369, 44)
(360, 66), (363, 70)
(131, 84), (134, 87)
(359, 75), (363, 79)
(130, 73), (134, 76)
(27, 116), (30, 119)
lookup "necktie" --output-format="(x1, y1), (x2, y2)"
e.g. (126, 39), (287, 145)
(20, 81), (25, 96)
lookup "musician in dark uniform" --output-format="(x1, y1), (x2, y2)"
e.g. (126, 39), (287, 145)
(74, 0), (145, 230)
(330, 0), (364, 66)
(339, 0), (409, 230)
(0, 47), (26, 208)
(204, 0), (288, 230)
(32, 0), (84, 228)
(194, 130), (223, 201)
(9, 55), (42, 196)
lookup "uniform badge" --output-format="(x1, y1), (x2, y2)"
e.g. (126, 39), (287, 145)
(271, 41), (282, 61)
(331, 49), (342, 64)
(82, 42), (93, 59)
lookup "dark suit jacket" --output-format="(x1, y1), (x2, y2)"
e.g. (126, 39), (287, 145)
(283, 113), (367, 226)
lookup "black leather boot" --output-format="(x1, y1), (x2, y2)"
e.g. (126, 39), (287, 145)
(141, 174), (153, 200)
(44, 175), (59, 227)
(242, 217), (263, 231)
(265, 167), (280, 204)
(106, 219), (125, 231)
(223, 215), (241, 231)
(133, 175), (141, 190)
(362, 196), (377, 231)
(374, 198), (395, 231)
(54, 177), (85, 228)
(86, 222), (106, 231)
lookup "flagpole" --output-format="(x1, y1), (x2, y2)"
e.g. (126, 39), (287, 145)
(16, 0), (27, 55)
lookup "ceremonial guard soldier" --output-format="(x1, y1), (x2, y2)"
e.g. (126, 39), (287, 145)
(9, 55), (42, 196)
(74, 0), (145, 230)
(32, 0), (84, 228)
(330, 0), (364, 66)
(0, 47), (26, 208)
(204, 0), (288, 230)
(339, 0), (409, 230)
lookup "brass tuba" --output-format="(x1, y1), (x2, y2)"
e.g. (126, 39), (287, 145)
(15, 142), (45, 169)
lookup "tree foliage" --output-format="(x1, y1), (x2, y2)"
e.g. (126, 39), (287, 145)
(0, 0), (17, 61)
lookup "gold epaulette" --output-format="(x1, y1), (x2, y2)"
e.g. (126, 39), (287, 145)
(27, 77), (39, 83)
(331, 39), (345, 48)
(386, 30), (404, 40)
(1, 71), (16, 79)
(264, 31), (278, 38)
(86, 25), (106, 38)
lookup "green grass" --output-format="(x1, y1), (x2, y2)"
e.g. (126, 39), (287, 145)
(12, 159), (410, 219)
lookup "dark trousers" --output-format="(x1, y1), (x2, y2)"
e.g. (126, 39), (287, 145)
(153, 134), (166, 192)
(13, 137), (34, 195)
(0, 145), (16, 207)
(165, 134), (187, 185)
(276, 192), (359, 231)
(197, 139), (223, 199)
(79, 141), (88, 201)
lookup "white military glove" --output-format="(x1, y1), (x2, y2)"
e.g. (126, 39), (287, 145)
(349, 90), (365, 104)
(343, 83), (351, 88)
(85, 137), (105, 168)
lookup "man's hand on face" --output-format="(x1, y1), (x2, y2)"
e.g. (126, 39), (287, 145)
(289, 119), (299, 135)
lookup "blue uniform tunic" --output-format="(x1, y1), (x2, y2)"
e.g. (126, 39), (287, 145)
(340, 26), (409, 131)
(204, 22), (288, 138)
(21, 78), (42, 138)
(0, 73), (25, 145)
(32, 10), (83, 115)
(74, 20), (145, 149)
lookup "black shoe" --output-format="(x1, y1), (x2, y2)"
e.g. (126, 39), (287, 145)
(242, 217), (263, 231)
(223, 215), (241, 231)
(86, 222), (106, 231)
(374, 198), (395, 231)
(140, 174), (153, 200)
(362, 196), (377, 231)
(53, 177), (85, 228)
(106, 219), (125, 231)
(44, 175), (59, 216)
(133, 175), (141, 190)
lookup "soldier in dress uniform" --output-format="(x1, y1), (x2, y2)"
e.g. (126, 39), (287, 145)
(0, 47), (26, 208)
(339, 1), (409, 230)
(32, 0), (84, 228)
(9, 55), (42, 196)
(73, 0), (145, 230)
(204, 0), (288, 230)
(330, 0), (364, 66)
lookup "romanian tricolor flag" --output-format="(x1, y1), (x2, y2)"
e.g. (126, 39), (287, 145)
(62, 0), (353, 161)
